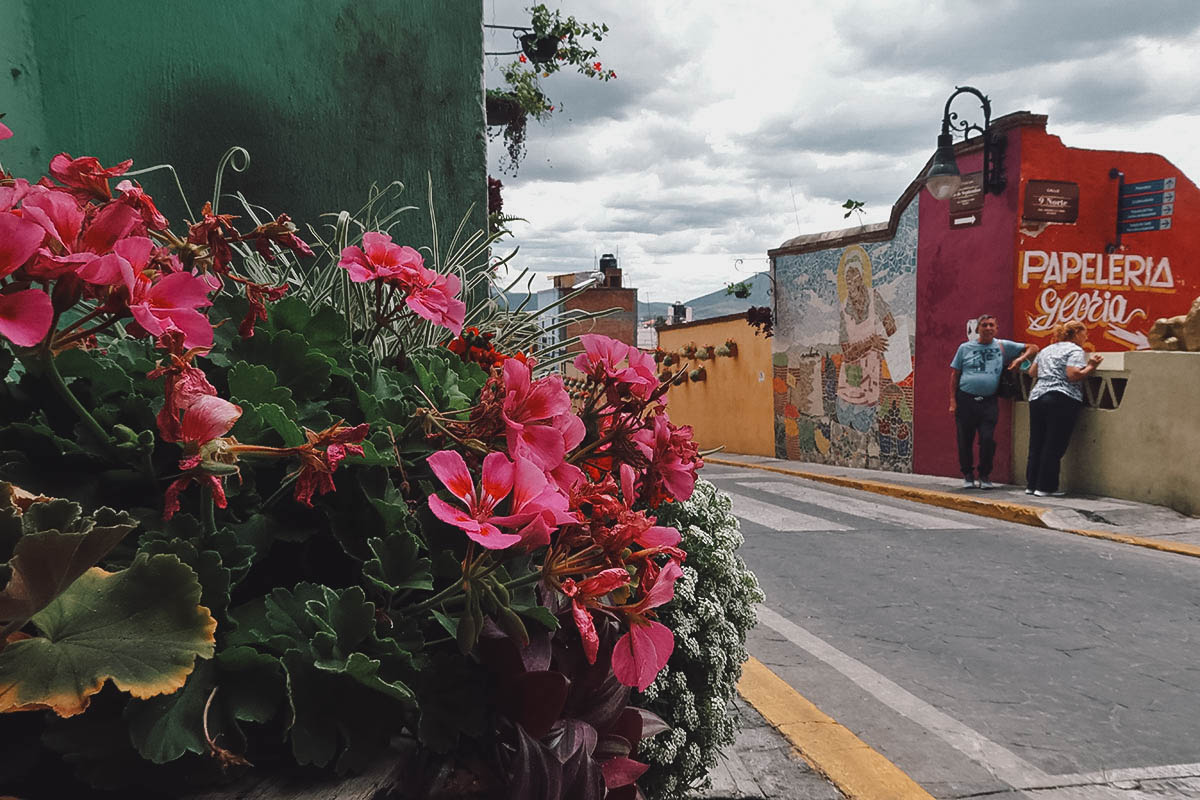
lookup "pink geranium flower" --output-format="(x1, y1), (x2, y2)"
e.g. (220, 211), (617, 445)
(427, 450), (522, 550)
(404, 264), (466, 336)
(489, 457), (580, 548)
(115, 179), (169, 230)
(0, 120), (12, 140)
(641, 411), (703, 503)
(48, 152), (133, 202)
(148, 331), (217, 443)
(0, 288), (54, 348)
(574, 334), (659, 401)
(123, 238), (215, 349)
(501, 358), (582, 470)
(337, 231), (423, 284)
(574, 334), (630, 381)
(22, 190), (141, 278)
(611, 559), (684, 691)
(0, 212), (46, 279)
(561, 567), (631, 664)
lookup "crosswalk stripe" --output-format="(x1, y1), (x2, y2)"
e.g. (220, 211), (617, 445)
(722, 490), (852, 531)
(740, 481), (981, 530)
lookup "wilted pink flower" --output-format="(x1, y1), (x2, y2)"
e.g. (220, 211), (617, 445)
(0, 288), (54, 347)
(611, 559), (683, 691)
(561, 567), (630, 664)
(48, 153), (133, 202)
(0, 120), (12, 141)
(427, 450), (523, 550)
(162, 395), (242, 520)
(148, 331), (217, 443)
(115, 179), (169, 230)
(292, 421), (370, 507)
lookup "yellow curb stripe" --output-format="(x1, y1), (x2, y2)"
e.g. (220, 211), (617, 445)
(707, 457), (1200, 559)
(738, 656), (935, 800)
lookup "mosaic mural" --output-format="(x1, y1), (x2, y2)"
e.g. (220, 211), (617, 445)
(772, 199), (918, 471)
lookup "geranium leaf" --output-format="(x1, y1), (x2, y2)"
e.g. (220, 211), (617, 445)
(53, 349), (133, 400)
(0, 500), (137, 624)
(514, 603), (560, 632)
(123, 660), (215, 763)
(363, 533), (433, 594)
(227, 361), (298, 418)
(0, 553), (216, 717)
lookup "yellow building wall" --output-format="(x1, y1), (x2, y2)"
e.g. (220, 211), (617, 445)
(1011, 351), (1200, 516)
(657, 318), (774, 457)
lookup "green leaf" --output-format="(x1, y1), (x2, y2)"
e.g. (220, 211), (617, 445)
(227, 361), (298, 417)
(0, 499), (137, 623)
(257, 402), (306, 447)
(363, 533), (433, 594)
(0, 553), (216, 717)
(123, 660), (215, 763)
(53, 349), (133, 400)
(515, 604), (560, 632)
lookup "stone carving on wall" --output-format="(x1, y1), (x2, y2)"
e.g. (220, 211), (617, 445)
(1147, 295), (1200, 351)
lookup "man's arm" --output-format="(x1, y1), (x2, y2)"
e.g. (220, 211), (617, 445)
(949, 368), (961, 414)
(1007, 341), (1039, 371)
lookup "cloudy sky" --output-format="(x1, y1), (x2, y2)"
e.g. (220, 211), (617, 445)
(484, 0), (1200, 304)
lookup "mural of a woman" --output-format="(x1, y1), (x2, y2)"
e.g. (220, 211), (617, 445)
(836, 245), (897, 432)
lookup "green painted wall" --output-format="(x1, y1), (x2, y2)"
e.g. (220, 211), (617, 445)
(1, 0), (486, 257)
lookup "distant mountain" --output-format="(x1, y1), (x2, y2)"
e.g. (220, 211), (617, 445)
(638, 272), (772, 324)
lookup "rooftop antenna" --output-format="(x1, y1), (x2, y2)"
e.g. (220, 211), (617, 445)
(788, 180), (802, 235)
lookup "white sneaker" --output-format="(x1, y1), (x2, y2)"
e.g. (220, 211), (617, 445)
(1025, 488), (1035, 495)
(979, 479), (995, 490)
(1033, 490), (1067, 497)
(961, 477), (976, 489)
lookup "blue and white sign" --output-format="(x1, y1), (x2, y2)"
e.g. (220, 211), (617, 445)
(1118, 203), (1174, 222)
(1119, 190), (1175, 208)
(1118, 217), (1173, 234)
(1120, 177), (1176, 196)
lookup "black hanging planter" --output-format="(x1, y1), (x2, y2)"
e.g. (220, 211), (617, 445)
(485, 92), (525, 127)
(520, 33), (560, 64)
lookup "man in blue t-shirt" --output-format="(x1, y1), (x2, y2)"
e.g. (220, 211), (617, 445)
(949, 315), (1038, 489)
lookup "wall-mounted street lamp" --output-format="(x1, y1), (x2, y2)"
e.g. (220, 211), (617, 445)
(923, 86), (1007, 201)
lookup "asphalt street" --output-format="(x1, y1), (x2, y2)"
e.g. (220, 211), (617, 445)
(702, 464), (1200, 800)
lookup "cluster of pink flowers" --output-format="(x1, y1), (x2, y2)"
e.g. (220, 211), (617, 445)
(425, 334), (704, 696)
(337, 231), (466, 336)
(0, 128), (309, 351)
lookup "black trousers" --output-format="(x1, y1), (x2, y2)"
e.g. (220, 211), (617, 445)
(1026, 391), (1082, 493)
(955, 391), (998, 479)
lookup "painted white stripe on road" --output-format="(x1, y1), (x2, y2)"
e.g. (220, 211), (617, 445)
(740, 480), (982, 530)
(723, 490), (851, 532)
(756, 605), (1049, 787)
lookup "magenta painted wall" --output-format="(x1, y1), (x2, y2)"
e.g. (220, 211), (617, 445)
(913, 130), (1024, 480)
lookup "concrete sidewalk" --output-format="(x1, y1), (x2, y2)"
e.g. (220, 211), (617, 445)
(706, 453), (1200, 556)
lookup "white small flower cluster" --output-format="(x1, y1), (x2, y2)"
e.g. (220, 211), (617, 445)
(635, 479), (765, 800)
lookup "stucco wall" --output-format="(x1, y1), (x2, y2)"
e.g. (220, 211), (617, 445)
(1011, 351), (1200, 516)
(772, 201), (919, 472)
(0, 0), (486, 255)
(913, 128), (1024, 481)
(1015, 129), (1199, 351)
(657, 318), (774, 457)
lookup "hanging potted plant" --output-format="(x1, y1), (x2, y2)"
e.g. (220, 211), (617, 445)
(716, 338), (738, 358)
(519, 31), (560, 63)
(725, 281), (752, 299)
(689, 366), (707, 382)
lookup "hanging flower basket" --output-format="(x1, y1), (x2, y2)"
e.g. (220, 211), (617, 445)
(485, 92), (525, 127)
(716, 339), (738, 358)
(689, 367), (707, 382)
(519, 32), (560, 63)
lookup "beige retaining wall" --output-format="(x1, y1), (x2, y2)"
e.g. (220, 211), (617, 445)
(1012, 351), (1200, 516)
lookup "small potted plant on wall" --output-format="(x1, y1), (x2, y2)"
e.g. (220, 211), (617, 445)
(716, 338), (738, 358)
(689, 366), (707, 382)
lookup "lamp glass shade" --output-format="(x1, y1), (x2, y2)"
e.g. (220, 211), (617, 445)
(924, 140), (961, 200)
(926, 173), (962, 201)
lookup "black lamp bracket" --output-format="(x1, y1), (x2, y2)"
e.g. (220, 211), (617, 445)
(484, 24), (532, 57)
(941, 85), (1006, 195)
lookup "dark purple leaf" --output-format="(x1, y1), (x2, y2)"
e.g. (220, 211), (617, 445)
(507, 721), (564, 800)
(601, 756), (648, 789)
(630, 708), (669, 739)
(595, 733), (631, 760)
(499, 671), (569, 740)
(545, 718), (597, 763)
(561, 740), (605, 800)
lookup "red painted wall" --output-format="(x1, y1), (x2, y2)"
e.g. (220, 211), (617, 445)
(1014, 130), (1199, 350)
(913, 131), (1024, 481)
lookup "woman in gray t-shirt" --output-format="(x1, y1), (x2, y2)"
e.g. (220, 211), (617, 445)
(1025, 322), (1104, 496)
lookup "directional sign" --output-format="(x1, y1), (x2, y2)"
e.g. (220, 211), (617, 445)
(1118, 203), (1174, 222)
(1120, 177), (1176, 195)
(1118, 217), (1173, 234)
(1119, 190), (1175, 208)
